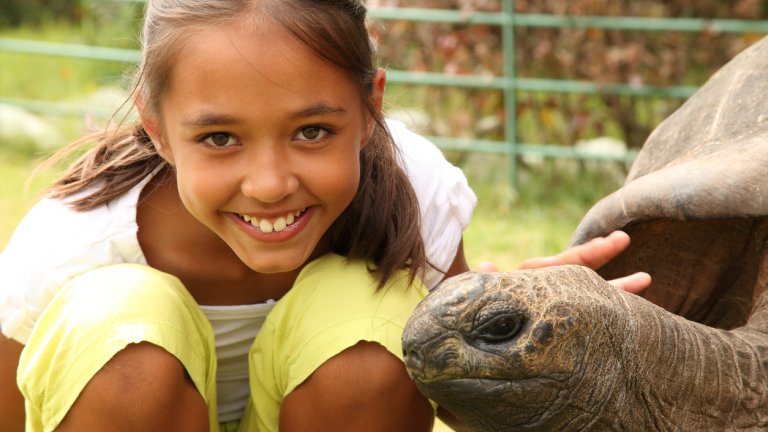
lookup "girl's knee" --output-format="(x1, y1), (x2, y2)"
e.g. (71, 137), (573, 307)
(57, 342), (208, 432)
(93, 342), (190, 397)
(19, 264), (217, 431)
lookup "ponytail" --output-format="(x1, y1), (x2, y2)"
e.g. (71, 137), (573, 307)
(40, 122), (165, 210)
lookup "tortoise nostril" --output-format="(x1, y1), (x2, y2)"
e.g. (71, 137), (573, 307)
(403, 346), (424, 370)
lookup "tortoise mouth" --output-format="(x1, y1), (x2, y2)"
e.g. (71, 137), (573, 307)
(417, 377), (564, 430)
(415, 375), (560, 400)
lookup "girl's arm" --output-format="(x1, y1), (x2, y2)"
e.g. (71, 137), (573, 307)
(279, 341), (434, 431)
(0, 333), (25, 432)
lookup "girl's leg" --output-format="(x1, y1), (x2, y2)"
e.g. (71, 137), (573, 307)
(17, 264), (219, 432)
(0, 333), (25, 432)
(242, 253), (434, 432)
(56, 342), (208, 432)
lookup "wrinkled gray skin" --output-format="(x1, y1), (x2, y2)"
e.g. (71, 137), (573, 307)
(403, 36), (768, 431)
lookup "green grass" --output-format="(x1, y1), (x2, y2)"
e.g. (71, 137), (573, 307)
(460, 155), (626, 269)
(0, 21), (132, 102)
(0, 50), (128, 101)
(0, 150), (47, 247)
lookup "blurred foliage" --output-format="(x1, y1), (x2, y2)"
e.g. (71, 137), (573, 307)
(1, 0), (144, 48)
(0, 0), (84, 27)
(0, 1), (144, 107)
(371, 0), (768, 152)
(78, 1), (144, 49)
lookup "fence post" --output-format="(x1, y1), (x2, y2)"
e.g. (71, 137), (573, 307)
(502, 1), (518, 189)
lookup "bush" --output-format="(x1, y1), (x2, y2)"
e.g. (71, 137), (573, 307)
(372, 0), (767, 150)
(0, 0), (84, 27)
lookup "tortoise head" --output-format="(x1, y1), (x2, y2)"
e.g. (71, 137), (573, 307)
(402, 266), (635, 431)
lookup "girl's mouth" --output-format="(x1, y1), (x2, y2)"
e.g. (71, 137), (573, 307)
(236, 208), (307, 234)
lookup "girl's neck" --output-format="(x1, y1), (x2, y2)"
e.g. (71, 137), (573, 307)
(136, 169), (299, 305)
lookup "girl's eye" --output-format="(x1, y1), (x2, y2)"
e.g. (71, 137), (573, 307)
(295, 126), (328, 141)
(202, 132), (238, 147)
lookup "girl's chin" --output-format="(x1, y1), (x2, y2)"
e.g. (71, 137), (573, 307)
(242, 253), (312, 274)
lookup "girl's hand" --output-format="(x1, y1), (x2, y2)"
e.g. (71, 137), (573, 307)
(476, 231), (651, 294)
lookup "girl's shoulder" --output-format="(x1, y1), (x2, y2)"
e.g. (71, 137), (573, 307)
(4, 174), (148, 264)
(0, 180), (148, 343)
(386, 118), (450, 166)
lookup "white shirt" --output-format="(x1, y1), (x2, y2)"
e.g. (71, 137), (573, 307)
(0, 119), (476, 420)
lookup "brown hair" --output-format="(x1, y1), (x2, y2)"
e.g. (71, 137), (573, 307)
(42, 0), (427, 287)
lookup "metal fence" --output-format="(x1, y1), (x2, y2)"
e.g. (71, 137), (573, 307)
(2, 3), (768, 185)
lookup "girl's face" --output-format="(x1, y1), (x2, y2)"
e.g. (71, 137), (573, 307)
(145, 21), (381, 274)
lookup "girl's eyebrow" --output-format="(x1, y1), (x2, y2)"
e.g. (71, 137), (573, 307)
(181, 104), (347, 127)
(182, 114), (239, 127)
(291, 103), (347, 119)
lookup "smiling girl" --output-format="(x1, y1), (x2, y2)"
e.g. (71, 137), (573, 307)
(0, 1), (645, 431)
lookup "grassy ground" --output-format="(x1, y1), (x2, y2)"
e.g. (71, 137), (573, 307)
(0, 149), (48, 246)
(460, 153), (627, 269)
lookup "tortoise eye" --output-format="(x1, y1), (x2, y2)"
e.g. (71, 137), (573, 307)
(477, 314), (525, 343)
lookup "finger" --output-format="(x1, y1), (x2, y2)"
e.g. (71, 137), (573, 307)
(476, 261), (499, 272)
(604, 229), (631, 250)
(557, 230), (631, 269)
(608, 272), (652, 294)
(517, 256), (563, 269)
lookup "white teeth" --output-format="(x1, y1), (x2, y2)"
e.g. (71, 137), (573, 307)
(240, 209), (304, 233)
(273, 217), (287, 232)
(259, 219), (273, 233)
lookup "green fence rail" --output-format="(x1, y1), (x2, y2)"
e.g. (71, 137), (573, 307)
(2, 4), (768, 185)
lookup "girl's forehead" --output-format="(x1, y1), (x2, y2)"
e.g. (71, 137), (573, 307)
(163, 23), (361, 113)
(176, 22), (336, 77)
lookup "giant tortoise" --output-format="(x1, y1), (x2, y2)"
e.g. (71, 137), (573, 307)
(402, 36), (768, 431)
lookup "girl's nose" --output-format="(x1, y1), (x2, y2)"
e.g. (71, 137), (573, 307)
(239, 147), (299, 203)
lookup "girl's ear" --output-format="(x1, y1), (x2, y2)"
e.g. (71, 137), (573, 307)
(363, 68), (387, 146)
(137, 102), (174, 165)
(370, 68), (386, 112)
